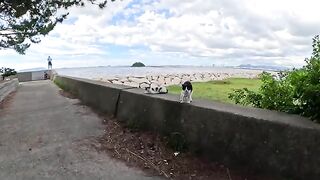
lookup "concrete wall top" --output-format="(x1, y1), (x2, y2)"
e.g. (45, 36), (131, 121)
(0, 78), (18, 89)
(118, 86), (320, 179)
(54, 75), (132, 115)
(56, 75), (319, 130)
(59, 75), (132, 90)
(18, 70), (49, 73)
(122, 88), (319, 130)
(0, 78), (19, 102)
(54, 75), (320, 179)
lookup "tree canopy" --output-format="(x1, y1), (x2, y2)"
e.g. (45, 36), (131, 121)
(0, 67), (17, 80)
(0, 0), (114, 54)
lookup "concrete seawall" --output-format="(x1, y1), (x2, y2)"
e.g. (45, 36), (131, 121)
(17, 70), (52, 82)
(54, 75), (320, 179)
(54, 76), (132, 115)
(0, 79), (19, 102)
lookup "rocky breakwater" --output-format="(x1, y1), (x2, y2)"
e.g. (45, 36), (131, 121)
(97, 71), (260, 88)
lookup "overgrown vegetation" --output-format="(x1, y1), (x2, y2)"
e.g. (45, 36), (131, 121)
(229, 35), (320, 122)
(0, 67), (17, 80)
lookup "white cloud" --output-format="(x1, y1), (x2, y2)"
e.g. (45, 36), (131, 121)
(89, 0), (318, 67)
(1, 0), (320, 69)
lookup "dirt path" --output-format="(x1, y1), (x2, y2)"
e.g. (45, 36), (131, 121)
(0, 80), (162, 180)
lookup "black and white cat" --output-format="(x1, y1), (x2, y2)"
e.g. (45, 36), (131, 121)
(139, 82), (168, 94)
(180, 81), (193, 103)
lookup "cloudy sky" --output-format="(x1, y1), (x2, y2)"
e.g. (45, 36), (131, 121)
(1, 0), (320, 70)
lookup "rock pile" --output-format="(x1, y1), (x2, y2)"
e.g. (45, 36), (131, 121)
(96, 72), (260, 88)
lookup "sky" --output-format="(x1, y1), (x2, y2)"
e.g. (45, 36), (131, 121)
(1, 0), (320, 70)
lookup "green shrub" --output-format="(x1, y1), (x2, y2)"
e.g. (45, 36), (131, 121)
(229, 35), (320, 122)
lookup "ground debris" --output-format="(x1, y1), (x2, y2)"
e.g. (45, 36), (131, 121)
(94, 118), (276, 180)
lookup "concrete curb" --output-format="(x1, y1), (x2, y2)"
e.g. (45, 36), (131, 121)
(0, 79), (19, 102)
(53, 75), (320, 179)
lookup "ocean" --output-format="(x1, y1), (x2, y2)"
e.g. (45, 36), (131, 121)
(55, 66), (263, 80)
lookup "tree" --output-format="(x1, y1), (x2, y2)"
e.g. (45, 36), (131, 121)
(0, 0), (115, 54)
(0, 67), (17, 80)
(228, 35), (320, 122)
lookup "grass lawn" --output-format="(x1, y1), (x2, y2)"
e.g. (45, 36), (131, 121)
(167, 78), (262, 104)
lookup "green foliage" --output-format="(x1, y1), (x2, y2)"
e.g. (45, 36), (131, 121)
(54, 78), (68, 91)
(0, 0), (115, 54)
(229, 72), (296, 111)
(131, 62), (146, 67)
(54, 78), (79, 97)
(229, 35), (320, 122)
(168, 78), (261, 103)
(0, 67), (17, 79)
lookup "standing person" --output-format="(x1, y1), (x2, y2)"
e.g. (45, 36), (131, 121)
(47, 56), (52, 69)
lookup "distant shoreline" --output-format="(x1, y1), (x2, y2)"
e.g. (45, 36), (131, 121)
(53, 66), (279, 87)
(22, 64), (287, 72)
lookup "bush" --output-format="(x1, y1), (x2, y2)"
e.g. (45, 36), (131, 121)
(229, 35), (320, 122)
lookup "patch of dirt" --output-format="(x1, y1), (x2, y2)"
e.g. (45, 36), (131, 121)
(59, 90), (77, 99)
(0, 91), (16, 109)
(93, 117), (277, 180)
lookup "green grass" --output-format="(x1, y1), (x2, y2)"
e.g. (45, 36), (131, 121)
(167, 78), (262, 104)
